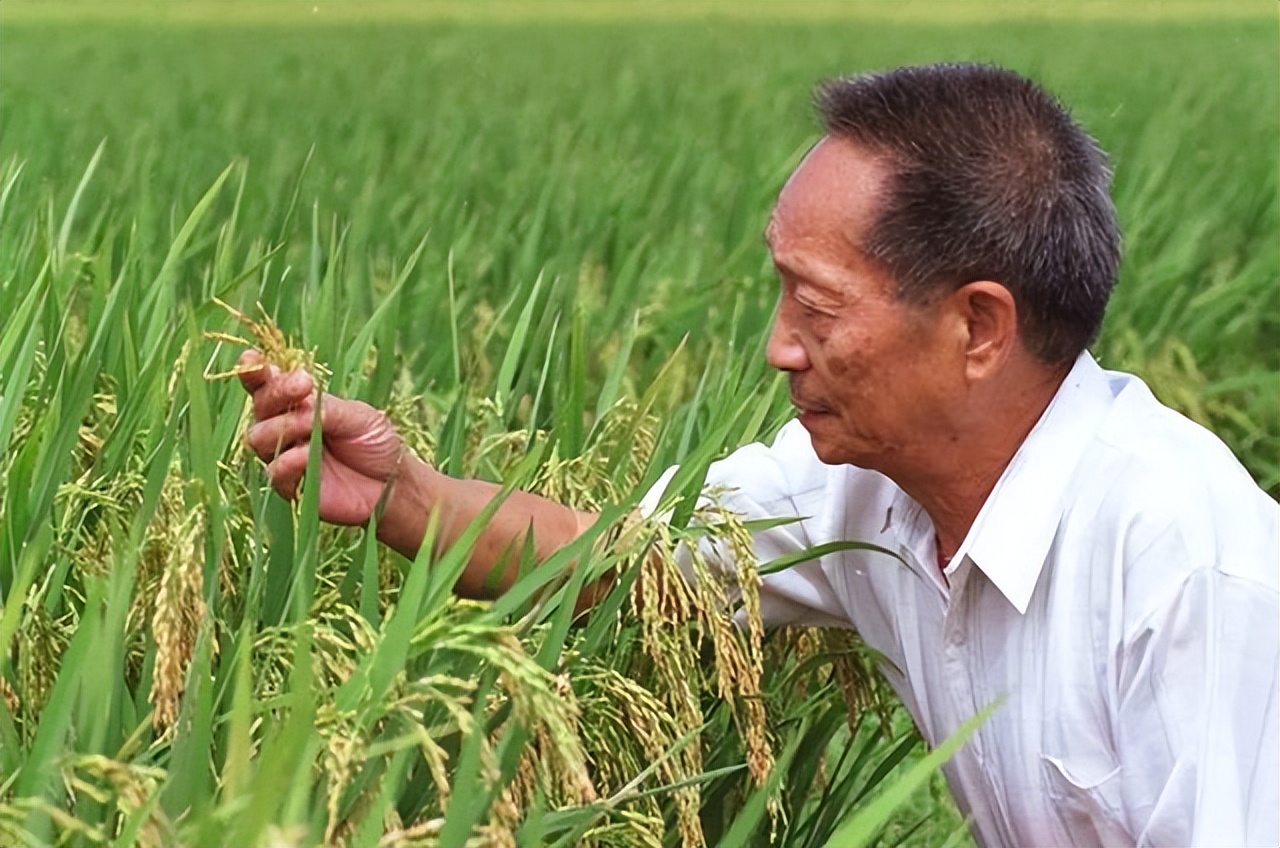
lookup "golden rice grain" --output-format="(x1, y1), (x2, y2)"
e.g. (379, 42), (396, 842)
(148, 506), (206, 737)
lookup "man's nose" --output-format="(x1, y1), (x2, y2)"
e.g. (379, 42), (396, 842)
(766, 316), (809, 372)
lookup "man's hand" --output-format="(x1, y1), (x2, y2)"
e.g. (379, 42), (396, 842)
(237, 349), (404, 526)
(236, 348), (601, 605)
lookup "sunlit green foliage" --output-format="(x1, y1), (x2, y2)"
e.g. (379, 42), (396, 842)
(0, 3), (1274, 846)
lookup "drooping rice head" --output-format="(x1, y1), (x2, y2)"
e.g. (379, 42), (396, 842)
(203, 297), (331, 387)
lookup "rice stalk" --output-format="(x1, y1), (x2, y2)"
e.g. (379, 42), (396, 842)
(0, 673), (18, 715)
(629, 522), (704, 848)
(572, 660), (686, 825)
(61, 755), (173, 848)
(0, 796), (109, 845)
(204, 297), (331, 387)
(686, 500), (772, 787)
(383, 371), (439, 465)
(823, 628), (892, 730)
(148, 497), (207, 737)
(14, 593), (70, 739)
(318, 706), (368, 845)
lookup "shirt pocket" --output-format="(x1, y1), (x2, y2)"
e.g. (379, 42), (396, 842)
(1041, 754), (1133, 847)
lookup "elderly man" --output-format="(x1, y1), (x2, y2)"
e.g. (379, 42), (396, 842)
(239, 64), (1279, 846)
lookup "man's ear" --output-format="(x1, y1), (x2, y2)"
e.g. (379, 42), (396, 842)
(952, 281), (1018, 381)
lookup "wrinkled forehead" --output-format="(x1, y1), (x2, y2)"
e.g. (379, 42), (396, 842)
(765, 136), (891, 257)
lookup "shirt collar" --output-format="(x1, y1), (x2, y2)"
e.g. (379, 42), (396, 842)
(949, 351), (1116, 614)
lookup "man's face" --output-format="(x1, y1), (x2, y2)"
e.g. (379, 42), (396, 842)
(765, 136), (963, 470)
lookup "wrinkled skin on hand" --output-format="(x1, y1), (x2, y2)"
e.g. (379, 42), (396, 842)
(237, 349), (404, 526)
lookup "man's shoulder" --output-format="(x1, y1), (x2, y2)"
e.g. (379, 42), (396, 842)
(1066, 370), (1277, 587)
(1086, 370), (1268, 511)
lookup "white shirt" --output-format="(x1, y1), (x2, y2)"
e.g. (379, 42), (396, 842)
(643, 353), (1279, 847)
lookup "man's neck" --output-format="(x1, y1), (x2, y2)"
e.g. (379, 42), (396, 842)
(895, 361), (1070, 562)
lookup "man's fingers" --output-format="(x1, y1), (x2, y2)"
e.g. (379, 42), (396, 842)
(251, 369), (315, 421)
(245, 408), (321, 462)
(266, 443), (311, 500)
(236, 348), (316, 420)
(236, 350), (271, 393)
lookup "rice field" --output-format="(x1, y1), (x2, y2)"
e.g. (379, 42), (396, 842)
(0, 2), (1275, 846)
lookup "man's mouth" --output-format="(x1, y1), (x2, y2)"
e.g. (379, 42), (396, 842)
(791, 398), (832, 416)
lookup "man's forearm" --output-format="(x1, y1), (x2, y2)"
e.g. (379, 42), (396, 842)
(375, 454), (598, 599)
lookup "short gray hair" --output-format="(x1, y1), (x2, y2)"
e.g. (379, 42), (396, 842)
(816, 63), (1121, 365)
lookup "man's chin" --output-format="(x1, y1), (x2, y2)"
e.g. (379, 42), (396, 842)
(798, 412), (849, 465)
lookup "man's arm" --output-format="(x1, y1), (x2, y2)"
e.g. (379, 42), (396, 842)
(1117, 559), (1279, 845)
(237, 350), (599, 602)
(375, 455), (598, 599)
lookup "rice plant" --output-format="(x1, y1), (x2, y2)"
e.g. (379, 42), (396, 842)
(0, 3), (1274, 846)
